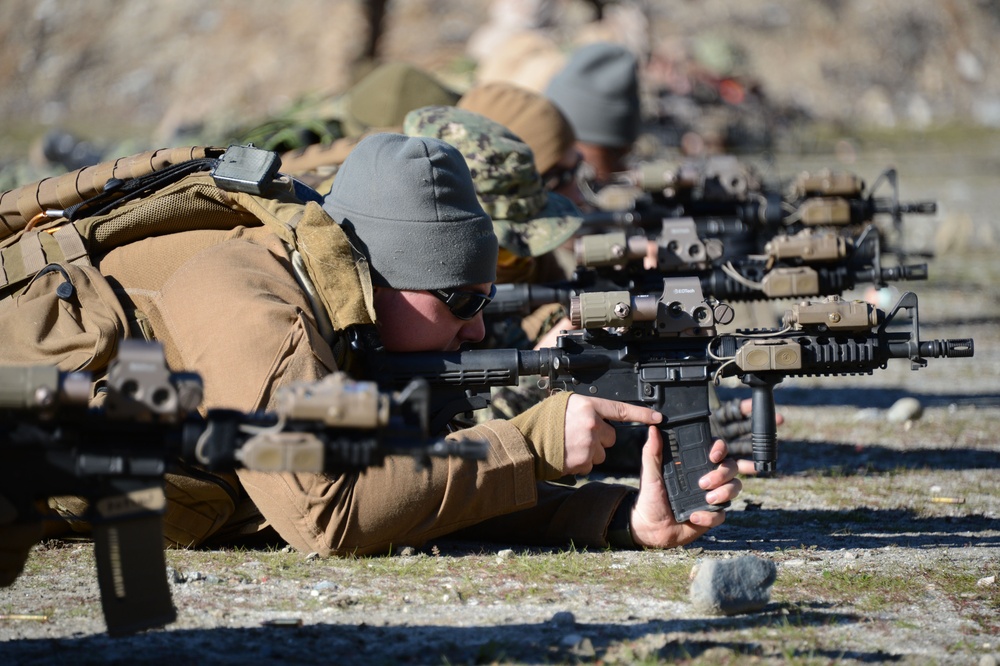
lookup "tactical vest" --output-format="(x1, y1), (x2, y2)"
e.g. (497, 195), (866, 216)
(0, 144), (375, 373)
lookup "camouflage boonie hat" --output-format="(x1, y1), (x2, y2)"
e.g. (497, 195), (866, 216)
(403, 105), (582, 257)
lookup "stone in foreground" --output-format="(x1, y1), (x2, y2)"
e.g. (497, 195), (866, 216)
(689, 555), (777, 615)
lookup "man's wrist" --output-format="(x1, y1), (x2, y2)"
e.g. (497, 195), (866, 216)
(606, 490), (640, 550)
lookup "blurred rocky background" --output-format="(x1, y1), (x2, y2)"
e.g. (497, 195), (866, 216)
(2, 0), (999, 190)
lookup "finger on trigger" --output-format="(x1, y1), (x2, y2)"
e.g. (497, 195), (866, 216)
(596, 398), (662, 425)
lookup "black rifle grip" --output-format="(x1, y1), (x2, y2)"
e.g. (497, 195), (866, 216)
(745, 375), (779, 475)
(660, 416), (730, 524)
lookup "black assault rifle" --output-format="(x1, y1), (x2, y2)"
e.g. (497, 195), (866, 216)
(581, 165), (936, 262)
(485, 224), (927, 321)
(0, 340), (486, 636)
(368, 279), (972, 524)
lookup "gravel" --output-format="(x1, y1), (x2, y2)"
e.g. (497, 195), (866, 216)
(1, 251), (997, 665)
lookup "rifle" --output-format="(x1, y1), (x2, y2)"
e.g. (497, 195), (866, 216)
(0, 340), (485, 636)
(576, 222), (927, 301)
(484, 224), (927, 321)
(369, 278), (972, 523)
(581, 165), (937, 261)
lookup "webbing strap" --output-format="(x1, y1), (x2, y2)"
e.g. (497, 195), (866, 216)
(65, 158), (218, 222)
(20, 230), (47, 276)
(52, 225), (91, 266)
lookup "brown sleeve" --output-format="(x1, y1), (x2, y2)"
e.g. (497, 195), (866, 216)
(239, 418), (544, 556)
(507, 391), (570, 480)
(451, 480), (635, 550)
(118, 234), (338, 546)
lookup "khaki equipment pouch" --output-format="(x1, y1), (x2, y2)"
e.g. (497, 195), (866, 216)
(0, 263), (129, 372)
(0, 144), (376, 546)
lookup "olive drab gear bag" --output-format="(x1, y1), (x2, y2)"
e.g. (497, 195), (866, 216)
(0, 144), (375, 374)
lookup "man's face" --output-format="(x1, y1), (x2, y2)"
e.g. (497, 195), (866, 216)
(372, 283), (491, 352)
(577, 142), (631, 185)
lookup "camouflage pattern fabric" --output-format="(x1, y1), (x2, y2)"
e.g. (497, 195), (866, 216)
(403, 105), (582, 257)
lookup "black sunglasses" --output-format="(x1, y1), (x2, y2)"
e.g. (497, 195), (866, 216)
(428, 283), (497, 320)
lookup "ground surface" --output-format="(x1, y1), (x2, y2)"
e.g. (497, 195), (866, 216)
(1, 3), (999, 663)
(1, 198), (998, 665)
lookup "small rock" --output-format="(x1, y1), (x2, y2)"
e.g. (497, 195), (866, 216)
(560, 633), (583, 647)
(887, 397), (923, 424)
(979, 654), (997, 666)
(397, 546), (417, 557)
(305, 552), (320, 561)
(702, 647), (738, 662)
(977, 575), (995, 588)
(781, 559), (806, 568)
(496, 548), (514, 561)
(689, 556), (777, 616)
(313, 581), (335, 591)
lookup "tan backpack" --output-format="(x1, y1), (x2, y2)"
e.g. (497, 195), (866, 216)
(1, 144), (377, 548)
(0, 144), (374, 373)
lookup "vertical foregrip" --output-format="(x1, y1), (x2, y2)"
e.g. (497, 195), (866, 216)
(746, 376), (778, 475)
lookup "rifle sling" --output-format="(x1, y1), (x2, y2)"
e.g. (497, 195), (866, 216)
(66, 158), (219, 222)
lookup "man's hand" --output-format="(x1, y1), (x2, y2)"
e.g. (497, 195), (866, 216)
(629, 426), (752, 549)
(738, 397), (785, 427)
(532, 315), (572, 351)
(563, 395), (662, 476)
(0, 496), (43, 587)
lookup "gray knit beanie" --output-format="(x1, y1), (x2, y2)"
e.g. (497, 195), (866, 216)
(544, 42), (641, 148)
(322, 133), (497, 290)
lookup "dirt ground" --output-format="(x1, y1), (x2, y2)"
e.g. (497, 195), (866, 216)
(0, 201), (998, 665)
(1, 3), (999, 663)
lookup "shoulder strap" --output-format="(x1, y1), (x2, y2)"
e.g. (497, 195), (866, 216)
(0, 146), (294, 292)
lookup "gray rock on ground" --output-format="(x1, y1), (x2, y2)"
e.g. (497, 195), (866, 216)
(689, 555), (777, 616)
